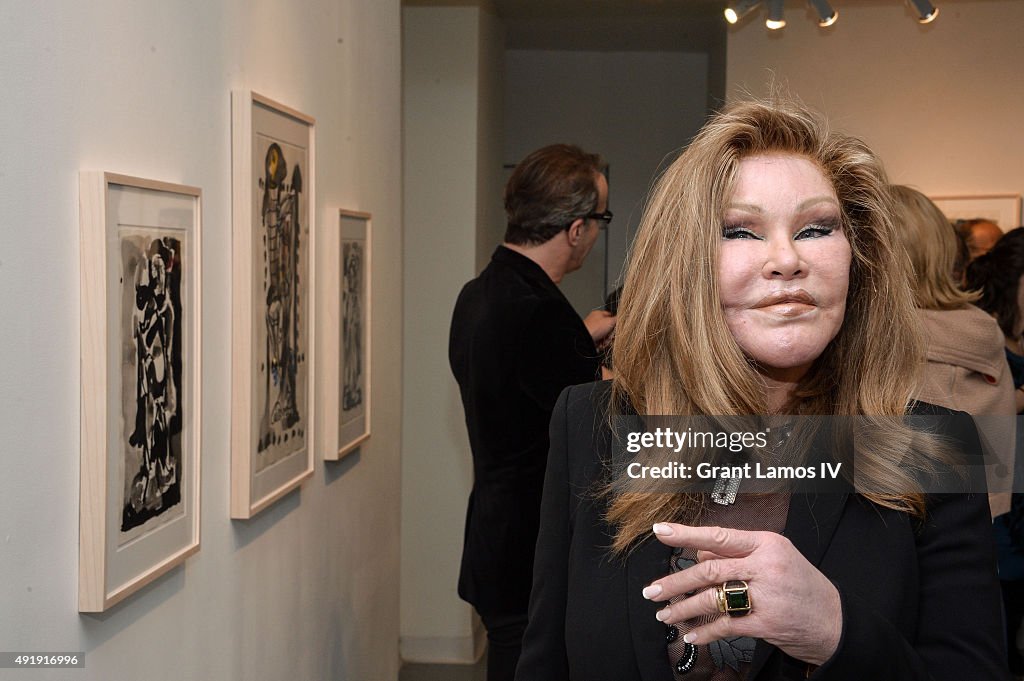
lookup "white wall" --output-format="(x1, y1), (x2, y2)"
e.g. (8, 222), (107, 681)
(401, 2), (503, 663)
(727, 0), (1024, 201)
(504, 50), (710, 313)
(0, 1), (402, 680)
(476, 8), (509, 271)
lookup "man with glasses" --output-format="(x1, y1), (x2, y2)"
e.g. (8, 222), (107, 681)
(449, 144), (616, 681)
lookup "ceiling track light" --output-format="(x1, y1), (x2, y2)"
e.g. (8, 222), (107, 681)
(722, 1), (937, 30)
(907, 0), (939, 23)
(765, 0), (786, 29)
(808, 0), (838, 27)
(724, 0), (761, 25)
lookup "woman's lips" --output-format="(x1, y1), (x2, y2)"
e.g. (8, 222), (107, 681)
(753, 290), (816, 316)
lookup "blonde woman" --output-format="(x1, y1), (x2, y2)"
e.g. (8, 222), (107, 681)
(515, 100), (1006, 680)
(892, 184), (1015, 518)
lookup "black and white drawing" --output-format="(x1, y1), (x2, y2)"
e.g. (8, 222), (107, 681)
(79, 171), (201, 612)
(120, 233), (185, 533)
(341, 241), (364, 412)
(334, 210), (370, 459)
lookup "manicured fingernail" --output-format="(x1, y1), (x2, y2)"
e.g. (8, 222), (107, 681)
(683, 632), (697, 644)
(652, 523), (672, 536)
(642, 584), (662, 600)
(655, 607), (672, 622)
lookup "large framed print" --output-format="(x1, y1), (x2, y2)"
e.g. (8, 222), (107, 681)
(78, 172), (202, 612)
(231, 90), (316, 518)
(931, 194), (1022, 231)
(323, 209), (371, 460)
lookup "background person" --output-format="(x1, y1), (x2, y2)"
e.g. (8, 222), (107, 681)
(449, 143), (616, 681)
(515, 99), (1006, 680)
(891, 184), (1015, 517)
(958, 218), (1005, 261)
(968, 227), (1024, 675)
(968, 228), (1024, 411)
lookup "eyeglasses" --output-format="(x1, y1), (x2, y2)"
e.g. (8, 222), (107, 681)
(584, 209), (613, 227)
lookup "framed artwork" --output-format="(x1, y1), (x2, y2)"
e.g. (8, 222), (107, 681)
(323, 209), (372, 460)
(78, 172), (202, 612)
(231, 91), (316, 519)
(931, 194), (1023, 231)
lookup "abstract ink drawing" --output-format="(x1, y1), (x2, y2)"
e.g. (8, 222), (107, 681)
(342, 241), (364, 411)
(261, 143), (301, 432)
(80, 172), (201, 611)
(120, 234), (184, 533)
(333, 208), (370, 461)
(230, 91), (315, 517)
(255, 139), (307, 468)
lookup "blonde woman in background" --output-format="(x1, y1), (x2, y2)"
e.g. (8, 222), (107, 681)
(891, 184), (1015, 518)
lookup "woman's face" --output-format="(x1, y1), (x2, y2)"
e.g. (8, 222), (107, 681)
(718, 154), (852, 381)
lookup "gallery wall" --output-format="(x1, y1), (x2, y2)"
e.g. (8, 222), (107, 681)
(726, 0), (1024, 206)
(0, 1), (402, 680)
(476, 6), (509, 273)
(400, 3), (504, 662)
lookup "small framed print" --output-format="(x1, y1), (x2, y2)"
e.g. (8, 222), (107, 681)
(931, 194), (1022, 231)
(78, 172), (202, 612)
(323, 209), (371, 460)
(231, 90), (316, 518)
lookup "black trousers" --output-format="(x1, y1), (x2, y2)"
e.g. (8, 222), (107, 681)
(1003, 579), (1024, 674)
(478, 611), (528, 681)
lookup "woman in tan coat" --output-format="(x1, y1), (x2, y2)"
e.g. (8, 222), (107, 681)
(891, 184), (1015, 516)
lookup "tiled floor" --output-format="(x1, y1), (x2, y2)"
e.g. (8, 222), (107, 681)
(399, 655), (487, 681)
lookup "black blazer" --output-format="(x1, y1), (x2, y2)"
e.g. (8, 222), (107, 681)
(516, 381), (1009, 680)
(449, 246), (601, 614)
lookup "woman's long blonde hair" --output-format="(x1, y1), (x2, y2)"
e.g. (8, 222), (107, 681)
(890, 184), (979, 310)
(607, 97), (930, 551)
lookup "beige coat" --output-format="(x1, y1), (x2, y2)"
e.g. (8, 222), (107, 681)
(916, 305), (1016, 516)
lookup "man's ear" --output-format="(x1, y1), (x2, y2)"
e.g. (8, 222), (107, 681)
(566, 218), (585, 246)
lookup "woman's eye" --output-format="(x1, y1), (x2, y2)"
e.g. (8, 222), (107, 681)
(722, 225), (760, 240)
(795, 222), (837, 240)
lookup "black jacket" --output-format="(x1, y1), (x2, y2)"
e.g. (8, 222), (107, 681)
(516, 381), (1008, 680)
(449, 246), (601, 614)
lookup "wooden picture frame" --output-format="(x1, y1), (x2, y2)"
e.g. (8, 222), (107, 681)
(323, 209), (372, 460)
(79, 172), (202, 612)
(231, 91), (316, 518)
(931, 194), (1023, 231)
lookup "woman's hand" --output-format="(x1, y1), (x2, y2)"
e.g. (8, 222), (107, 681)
(641, 522), (842, 666)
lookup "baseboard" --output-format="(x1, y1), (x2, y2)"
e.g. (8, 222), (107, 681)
(400, 623), (486, 665)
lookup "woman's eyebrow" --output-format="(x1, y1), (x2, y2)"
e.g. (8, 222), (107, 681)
(724, 202), (763, 214)
(797, 196), (840, 211)
(726, 197), (839, 215)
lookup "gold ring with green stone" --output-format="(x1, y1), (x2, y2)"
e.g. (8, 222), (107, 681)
(718, 580), (752, 617)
